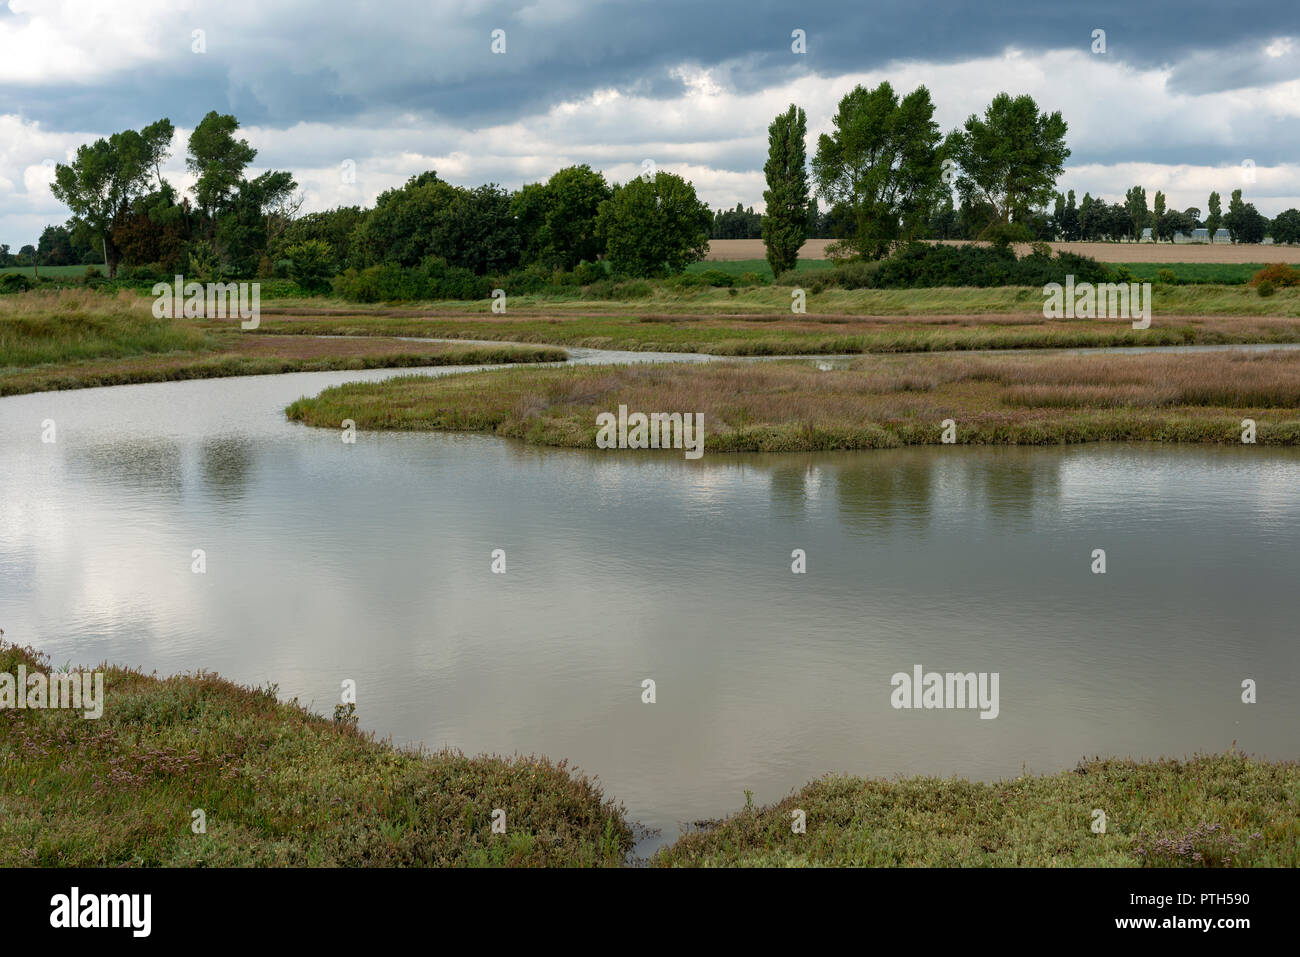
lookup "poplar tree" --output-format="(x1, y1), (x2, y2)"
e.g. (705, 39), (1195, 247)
(761, 104), (810, 276)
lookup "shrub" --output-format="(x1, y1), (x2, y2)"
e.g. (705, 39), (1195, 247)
(332, 264), (424, 302)
(1250, 263), (1300, 287)
(1156, 269), (1178, 285)
(285, 240), (336, 294)
(573, 260), (607, 285)
(739, 271), (766, 287)
(84, 265), (103, 280)
(694, 268), (736, 287)
(783, 243), (1110, 291)
(612, 280), (653, 300)
(1257, 280), (1276, 297)
(0, 273), (33, 294)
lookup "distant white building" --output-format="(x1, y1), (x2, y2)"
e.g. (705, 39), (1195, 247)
(1139, 227), (1271, 243)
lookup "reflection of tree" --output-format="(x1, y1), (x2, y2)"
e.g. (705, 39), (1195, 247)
(835, 452), (933, 533)
(74, 439), (184, 498)
(975, 451), (1062, 519)
(199, 437), (254, 502)
(769, 461), (818, 516)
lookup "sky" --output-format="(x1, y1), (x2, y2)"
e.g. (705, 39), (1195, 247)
(2, 0), (1299, 248)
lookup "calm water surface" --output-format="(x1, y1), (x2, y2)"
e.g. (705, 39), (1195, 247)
(1, 358), (1297, 851)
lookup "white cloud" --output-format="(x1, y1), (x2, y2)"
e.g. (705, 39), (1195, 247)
(5, 44), (1300, 245)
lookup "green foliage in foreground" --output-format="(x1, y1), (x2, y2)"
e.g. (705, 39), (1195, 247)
(655, 753), (1300, 867)
(2, 637), (1293, 868)
(0, 642), (632, 867)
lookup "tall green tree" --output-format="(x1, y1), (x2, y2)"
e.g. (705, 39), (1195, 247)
(1223, 190), (1267, 244)
(761, 104), (810, 276)
(595, 171), (711, 277)
(214, 170), (298, 275)
(357, 171), (457, 266)
(1061, 190), (1080, 240)
(1225, 189), (1245, 243)
(1152, 191), (1167, 240)
(511, 165), (611, 270)
(1078, 193), (1096, 240)
(1205, 192), (1222, 244)
(431, 183), (521, 275)
(813, 82), (943, 260)
(948, 92), (1068, 234)
(187, 111), (257, 221)
(50, 118), (174, 278)
(1271, 208), (1300, 244)
(1124, 186), (1149, 241)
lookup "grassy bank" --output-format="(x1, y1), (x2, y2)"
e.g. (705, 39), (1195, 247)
(0, 642), (631, 866)
(655, 753), (1300, 867)
(0, 290), (566, 397)
(285, 351), (1300, 451)
(258, 309), (1300, 356)
(255, 282), (1300, 319)
(2, 640), (1293, 867)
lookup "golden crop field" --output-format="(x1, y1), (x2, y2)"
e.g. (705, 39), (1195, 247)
(706, 238), (1300, 264)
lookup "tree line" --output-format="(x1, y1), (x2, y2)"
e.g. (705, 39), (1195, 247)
(24, 111), (718, 284)
(14, 94), (1299, 286)
(754, 82), (1298, 278)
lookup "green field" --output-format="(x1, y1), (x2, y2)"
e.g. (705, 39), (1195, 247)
(0, 264), (94, 278)
(1116, 262), (1263, 284)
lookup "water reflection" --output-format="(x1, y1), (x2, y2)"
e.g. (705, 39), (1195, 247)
(1, 369), (1298, 854)
(198, 437), (257, 503)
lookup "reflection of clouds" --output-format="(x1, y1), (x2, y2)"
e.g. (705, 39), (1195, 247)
(1246, 458), (1300, 526)
(1057, 445), (1300, 524)
(4, 378), (1300, 840)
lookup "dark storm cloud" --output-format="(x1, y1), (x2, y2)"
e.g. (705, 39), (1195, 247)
(2, 0), (1296, 133)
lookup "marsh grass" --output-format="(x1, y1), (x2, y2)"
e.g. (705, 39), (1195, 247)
(285, 351), (1300, 451)
(8, 287), (1300, 376)
(0, 642), (632, 867)
(3, 640), (1293, 868)
(0, 289), (565, 396)
(248, 286), (1300, 355)
(0, 289), (210, 366)
(653, 753), (1300, 867)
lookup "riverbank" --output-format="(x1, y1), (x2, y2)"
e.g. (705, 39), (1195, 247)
(285, 351), (1300, 452)
(256, 307), (1300, 356)
(0, 642), (631, 866)
(656, 752), (1300, 866)
(7, 288), (1300, 389)
(2, 641), (1293, 867)
(0, 290), (567, 397)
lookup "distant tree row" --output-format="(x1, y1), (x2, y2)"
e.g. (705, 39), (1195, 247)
(1040, 187), (1287, 243)
(33, 113), (717, 282)
(24, 100), (1300, 285)
(756, 85), (1072, 272)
